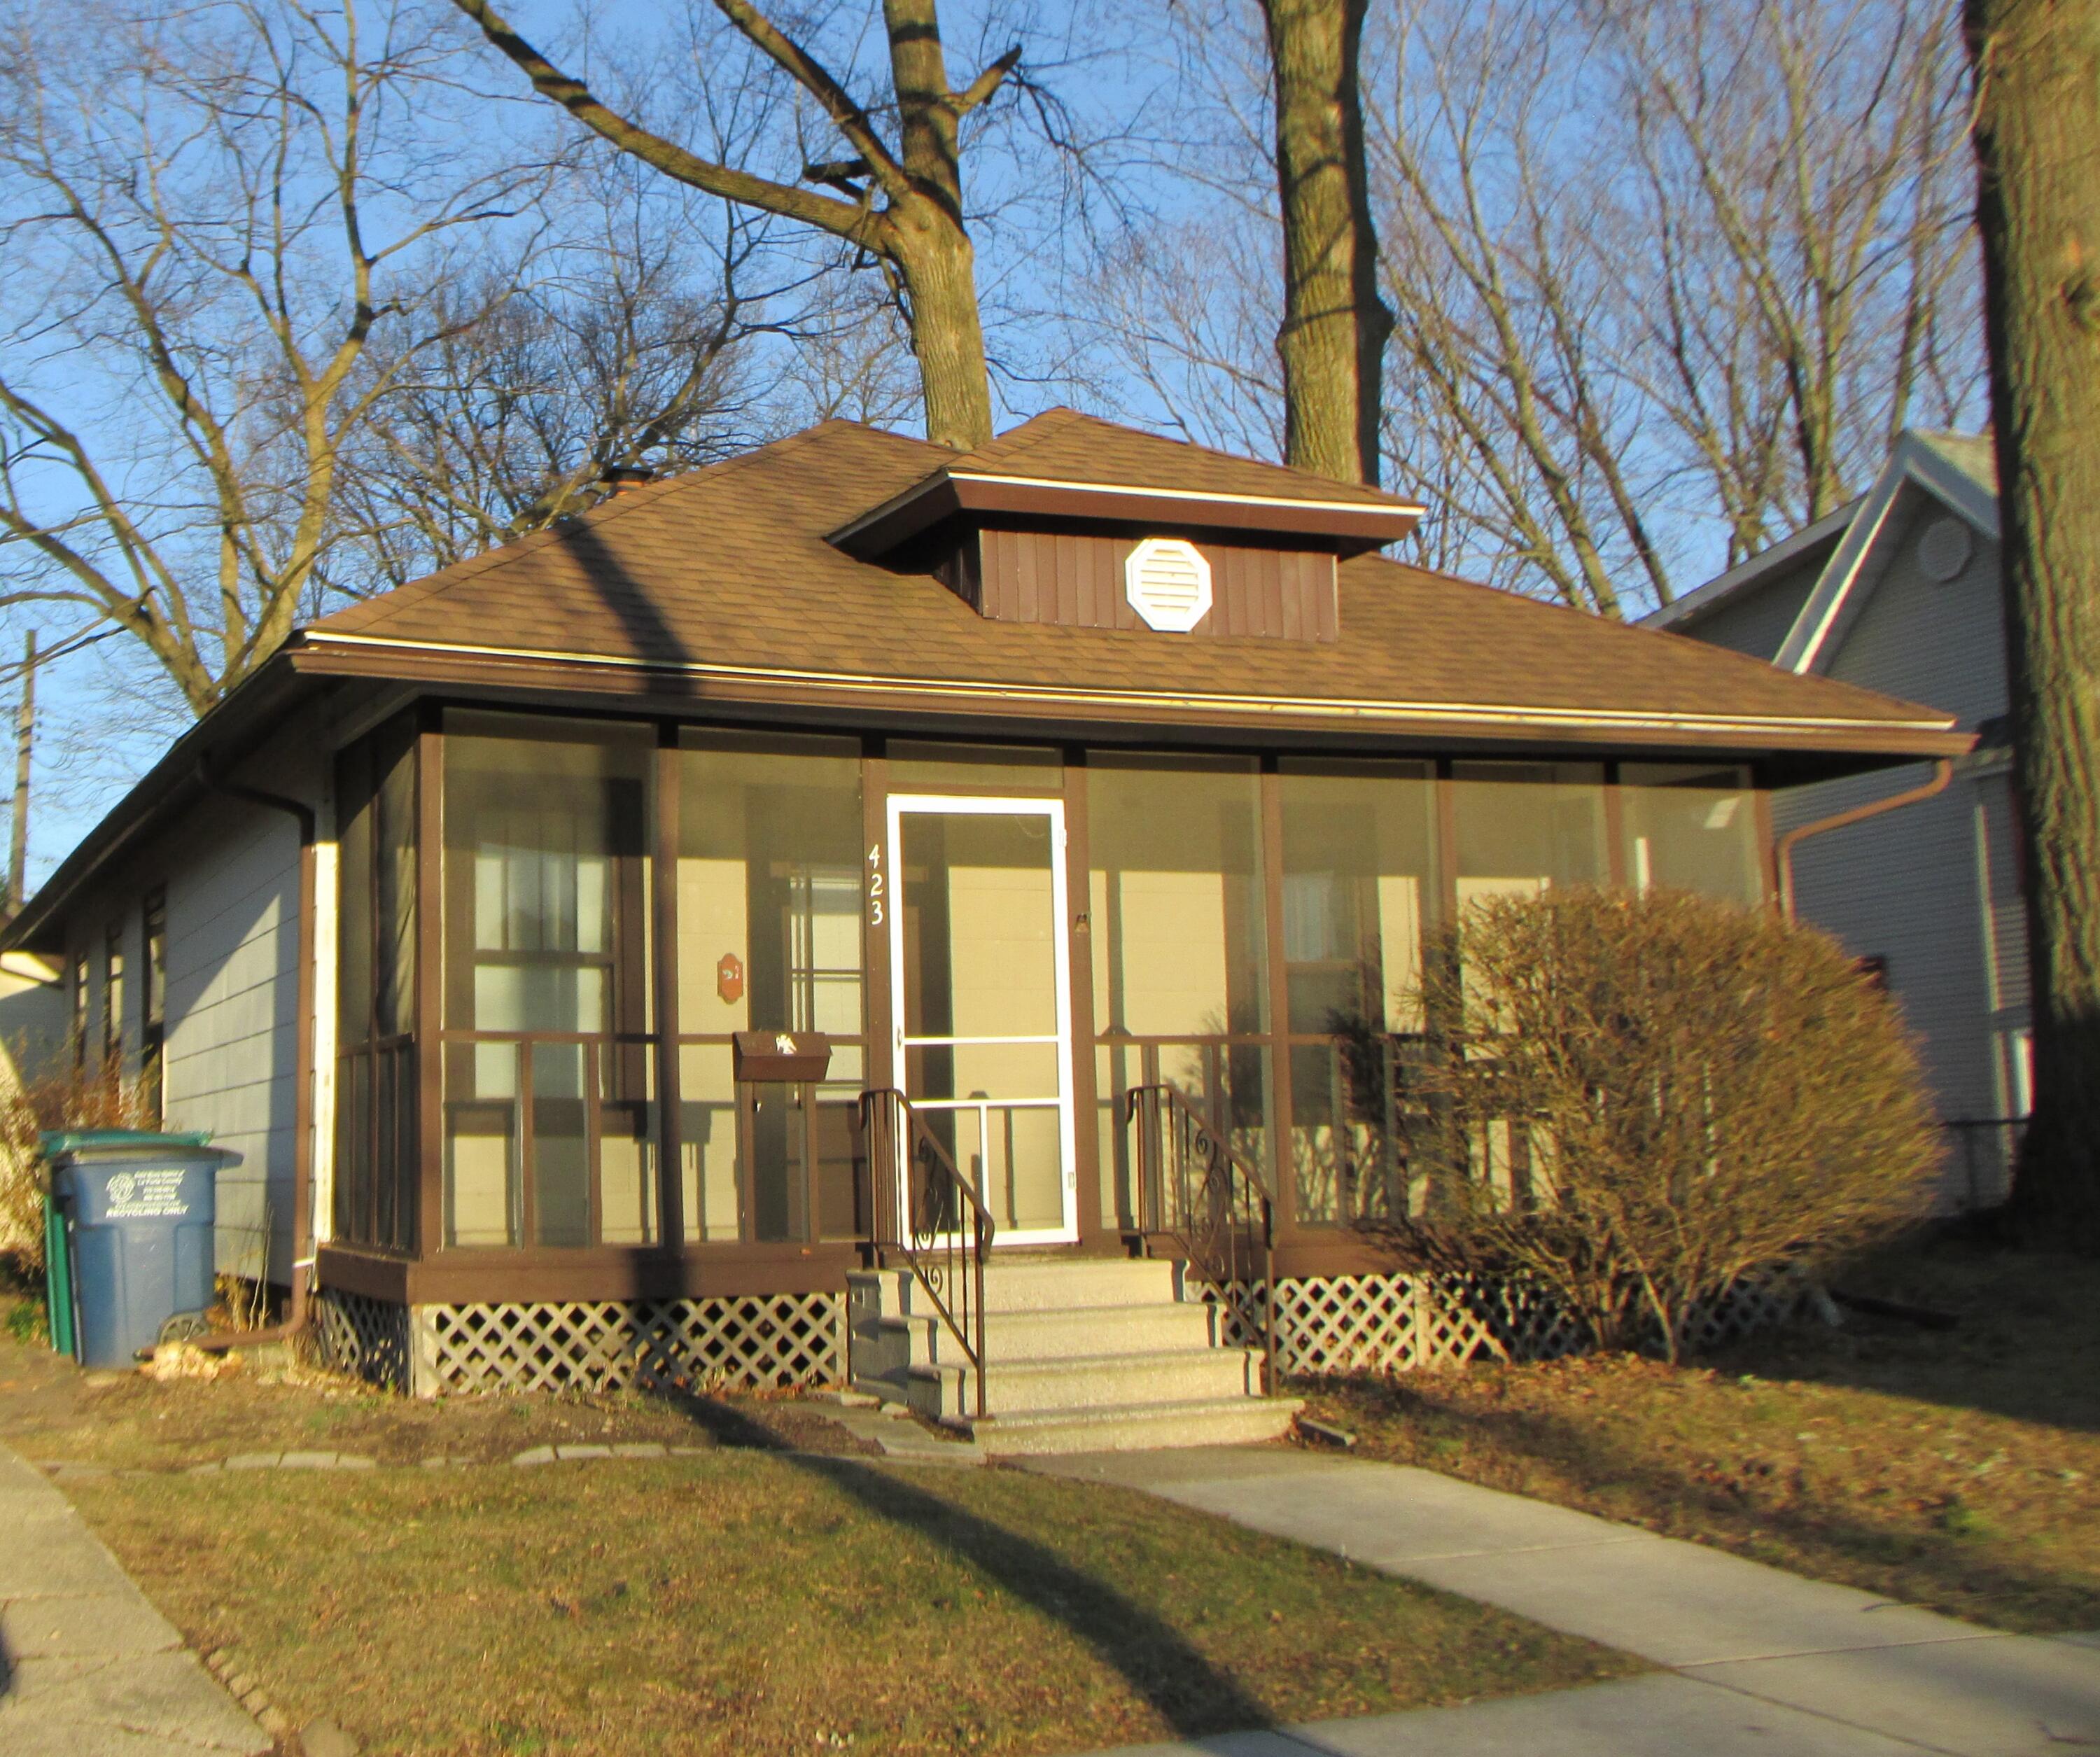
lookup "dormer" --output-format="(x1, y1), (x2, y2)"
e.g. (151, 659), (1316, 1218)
(828, 409), (1423, 643)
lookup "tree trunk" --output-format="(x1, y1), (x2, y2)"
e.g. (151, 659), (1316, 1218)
(883, 0), (995, 451)
(1966, 0), (2100, 1250)
(1262, 0), (1394, 486)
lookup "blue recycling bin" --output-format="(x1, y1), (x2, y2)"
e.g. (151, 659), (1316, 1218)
(45, 1131), (239, 1368)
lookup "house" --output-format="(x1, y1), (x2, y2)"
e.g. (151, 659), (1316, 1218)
(1642, 432), (2020, 1208)
(3, 410), (1969, 1443)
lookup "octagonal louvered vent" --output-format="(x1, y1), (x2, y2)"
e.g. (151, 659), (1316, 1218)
(1124, 537), (1214, 632)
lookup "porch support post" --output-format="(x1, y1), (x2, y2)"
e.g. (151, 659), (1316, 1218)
(1062, 748), (1106, 1249)
(1603, 760), (1628, 888)
(652, 724), (685, 1247)
(1259, 760), (1297, 1241)
(414, 704), (444, 1259)
(862, 741), (894, 1259)
(1751, 766), (1782, 905)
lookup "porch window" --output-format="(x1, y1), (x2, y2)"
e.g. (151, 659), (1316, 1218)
(1619, 764), (1762, 902)
(1277, 760), (1439, 1226)
(1086, 754), (1270, 1226)
(441, 715), (654, 1250)
(334, 714), (418, 1252)
(676, 732), (866, 1245)
(1451, 762), (1607, 902)
(140, 890), (167, 1124)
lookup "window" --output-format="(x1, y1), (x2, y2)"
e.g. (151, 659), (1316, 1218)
(1087, 754), (1269, 1224)
(442, 715), (653, 1250)
(69, 949), (86, 1070)
(140, 891), (166, 1123)
(1619, 764), (1762, 903)
(102, 920), (124, 1070)
(1452, 762), (1606, 904)
(1278, 760), (1439, 1225)
(335, 715), (419, 1252)
(677, 732), (866, 1243)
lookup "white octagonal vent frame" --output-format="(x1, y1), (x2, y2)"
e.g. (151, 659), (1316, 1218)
(1124, 537), (1214, 632)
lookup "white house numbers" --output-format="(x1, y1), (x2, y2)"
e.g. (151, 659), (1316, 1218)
(867, 841), (886, 929)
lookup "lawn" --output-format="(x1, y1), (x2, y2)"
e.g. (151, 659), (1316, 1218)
(0, 1310), (1634, 1756)
(1300, 1232), (2100, 1634)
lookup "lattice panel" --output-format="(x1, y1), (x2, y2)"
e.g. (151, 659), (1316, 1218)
(422, 1294), (846, 1396)
(1211, 1270), (1788, 1381)
(1684, 1273), (1807, 1352)
(312, 1288), (413, 1391)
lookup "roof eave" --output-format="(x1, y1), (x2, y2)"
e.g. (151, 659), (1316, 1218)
(290, 632), (1969, 762)
(828, 470), (1422, 560)
(0, 652), (315, 955)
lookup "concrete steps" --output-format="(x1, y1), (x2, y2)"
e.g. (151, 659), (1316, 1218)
(847, 1256), (1299, 1455)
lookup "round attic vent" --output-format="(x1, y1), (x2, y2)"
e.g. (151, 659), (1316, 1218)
(1917, 516), (1973, 583)
(1124, 537), (1213, 632)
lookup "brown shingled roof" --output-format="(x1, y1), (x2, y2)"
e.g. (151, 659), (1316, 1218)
(299, 415), (1963, 760)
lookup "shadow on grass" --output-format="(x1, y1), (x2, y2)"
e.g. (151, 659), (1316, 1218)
(1758, 1236), (2100, 1436)
(654, 1392), (1280, 1740)
(1334, 1373), (2100, 1631)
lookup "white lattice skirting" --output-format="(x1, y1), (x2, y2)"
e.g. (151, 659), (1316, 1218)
(1205, 1270), (1807, 1377)
(312, 1292), (848, 1397)
(312, 1288), (416, 1392)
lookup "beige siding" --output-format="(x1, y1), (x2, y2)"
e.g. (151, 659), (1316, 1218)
(160, 794), (302, 1279)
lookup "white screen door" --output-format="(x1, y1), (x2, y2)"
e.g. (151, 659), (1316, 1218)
(886, 794), (1077, 1245)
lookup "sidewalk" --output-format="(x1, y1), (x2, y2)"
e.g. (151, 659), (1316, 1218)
(0, 1441), (268, 1757)
(1030, 1448), (2100, 1757)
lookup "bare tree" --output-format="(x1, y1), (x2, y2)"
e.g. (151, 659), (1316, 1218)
(1089, 0), (1978, 615)
(322, 162), (778, 595)
(447, 0), (1029, 450)
(1371, 0), (1978, 613)
(0, 0), (550, 712)
(1965, 0), (2100, 1252)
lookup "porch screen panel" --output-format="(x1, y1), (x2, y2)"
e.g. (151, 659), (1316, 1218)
(332, 714), (418, 1253)
(676, 734), (866, 1245)
(442, 716), (654, 1250)
(1619, 764), (1763, 903)
(1451, 763), (1607, 904)
(1086, 754), (1269, 1227)
(1278, 760), (1438, 1226)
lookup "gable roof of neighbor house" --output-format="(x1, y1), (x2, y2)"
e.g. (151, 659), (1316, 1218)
(6, 410), (1971, 955)
(1641, 431), (1998, 676)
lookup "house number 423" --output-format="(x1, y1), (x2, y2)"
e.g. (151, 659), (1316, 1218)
(867, 843), (885, 927)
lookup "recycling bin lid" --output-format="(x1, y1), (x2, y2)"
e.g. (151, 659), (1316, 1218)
(40, 1128), (223, 1158)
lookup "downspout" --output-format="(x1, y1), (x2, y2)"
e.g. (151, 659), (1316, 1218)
(1776, 760), (1954, 918)
(193, 757), (317, 1348)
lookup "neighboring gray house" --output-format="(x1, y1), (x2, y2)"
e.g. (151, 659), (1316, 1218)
(1644, 432), (2024, 1207)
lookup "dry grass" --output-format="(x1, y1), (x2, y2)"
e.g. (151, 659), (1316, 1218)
(0, 1320), (1635, 1756)
(1301, 1233), (2100, 1634)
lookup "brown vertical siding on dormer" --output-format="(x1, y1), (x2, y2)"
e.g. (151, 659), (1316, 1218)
(962, 528), (1339, 640)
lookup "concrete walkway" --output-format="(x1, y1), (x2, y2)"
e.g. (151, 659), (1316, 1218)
(1031, 1448), (2100, 1757)
(0, 1442), (267, 1756)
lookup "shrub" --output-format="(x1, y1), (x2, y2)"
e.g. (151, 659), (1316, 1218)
(1380, 887), (1941, 1361)
(0, 1057), (155, 1276)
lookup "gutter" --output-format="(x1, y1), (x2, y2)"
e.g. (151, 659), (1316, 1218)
(192, 757), (318, 1350)
(1777, 760), (1955, 918)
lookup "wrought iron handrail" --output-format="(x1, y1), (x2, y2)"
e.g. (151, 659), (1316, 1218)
(1123, 1084), (1277, 1392)
(860, 1087), (996, 1420)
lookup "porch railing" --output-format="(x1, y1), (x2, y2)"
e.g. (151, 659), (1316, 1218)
(860, 1087), (995, 1420)
(1124, 1083), (1277, 1393)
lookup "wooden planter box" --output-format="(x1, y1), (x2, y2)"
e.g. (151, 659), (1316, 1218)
(732, 1030), (833, 1084)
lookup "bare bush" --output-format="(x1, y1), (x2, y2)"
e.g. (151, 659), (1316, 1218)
(0, 1056), (152, 1275)
(1383, 888), (1940, 1360)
